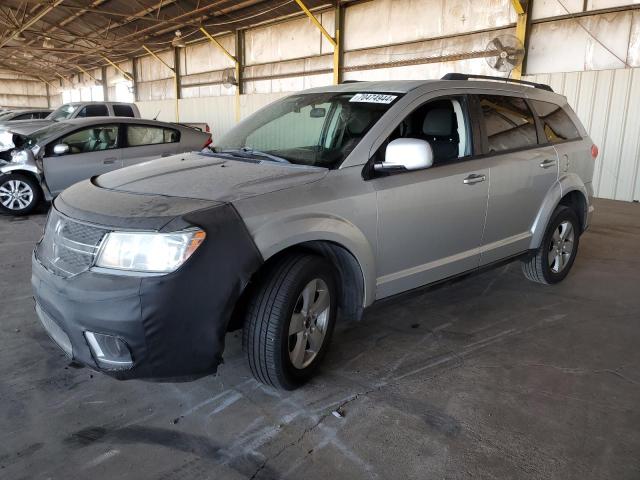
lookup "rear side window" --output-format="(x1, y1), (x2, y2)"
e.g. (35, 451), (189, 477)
(77, 104), (109, 117)
(113, 105), (135, 117)
(37, 112), (50, 119)
(126, 125), (180, 146)
(529, 100), (581, 143)
(478, 95), (538, 153)
(14, 113), (34, 120)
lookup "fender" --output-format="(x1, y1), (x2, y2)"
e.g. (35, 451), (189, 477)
(529, 173), (589, 249)
(251, 213), (376, 307)
(0, 164), (53, 201)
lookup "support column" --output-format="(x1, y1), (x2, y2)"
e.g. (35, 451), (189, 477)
(235, 30), (244, 121)
(294, 0), (340, 84)
(101, 66), (108, 101)
(130, 59), (139, 102)
(511, 0), (532, 79)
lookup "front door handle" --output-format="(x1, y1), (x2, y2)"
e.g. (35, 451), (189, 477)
(463, 173), (486, 185)
(540, 159), (557, 168)
(103, 158), (117, 165)
(161, 153), (171, 157)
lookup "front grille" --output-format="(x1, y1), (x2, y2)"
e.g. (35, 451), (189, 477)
(35, 209), (109, 277)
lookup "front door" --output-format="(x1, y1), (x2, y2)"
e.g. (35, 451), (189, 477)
(43, 124), (122, 195)
(371, 95), (489, 299)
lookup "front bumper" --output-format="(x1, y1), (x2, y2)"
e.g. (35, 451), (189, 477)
(31, 194), (263, 380)
(32, 253), (224, 379)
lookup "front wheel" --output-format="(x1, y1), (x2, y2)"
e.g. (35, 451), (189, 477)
(242, 254), (338, 390)
(522, 205), (580, 284)
(0, 173), (42, 216)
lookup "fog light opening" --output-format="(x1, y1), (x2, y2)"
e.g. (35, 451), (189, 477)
(84, 332), (133, 371)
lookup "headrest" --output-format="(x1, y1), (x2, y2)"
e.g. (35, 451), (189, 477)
(98, 129), (112, 143)
(422, 108), (454, 136)
(90, 129), (100, 139)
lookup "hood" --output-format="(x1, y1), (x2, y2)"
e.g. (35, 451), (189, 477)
(0, 119), (53, 136)
(95, 152), (328, 202)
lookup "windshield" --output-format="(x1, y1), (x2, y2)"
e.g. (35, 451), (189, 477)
(212, 92), (401, 169)
(23, 122), (70, 149)
(48, 104), (77, 121)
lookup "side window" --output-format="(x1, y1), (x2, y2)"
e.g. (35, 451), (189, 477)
(126, 125), (180, 147)
(52, 125), (119, 155)
(77, 104), (109, 117)
(38, 112), (50, 119)
(113, 105), (135, 117)
(478, 95), (538, 153)
(14, 113), (33, 120)
(375, 96), (472, 168)
(529, 99), (581, 143)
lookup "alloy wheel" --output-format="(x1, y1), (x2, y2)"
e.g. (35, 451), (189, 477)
(548, 220), (575, 273)
(288, 278), (331, 369)
(0, 179), (34, 211)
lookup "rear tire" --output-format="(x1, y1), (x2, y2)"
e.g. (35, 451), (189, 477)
(242, 253), (338, 390)
(522, 205), (580, 284)
(0, 173), (42, 216)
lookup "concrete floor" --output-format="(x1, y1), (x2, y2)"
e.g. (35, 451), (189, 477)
(1, 198), (639, 480)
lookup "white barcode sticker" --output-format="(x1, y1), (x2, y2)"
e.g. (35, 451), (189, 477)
(349, 93), (397, 104)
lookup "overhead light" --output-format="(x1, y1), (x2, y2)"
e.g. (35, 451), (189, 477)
(171, 30), (186, 48)
(14, 31), (26, 42)
(42, 37), (54, 49)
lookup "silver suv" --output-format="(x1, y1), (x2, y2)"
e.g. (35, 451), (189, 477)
(32, 74), (595, 389)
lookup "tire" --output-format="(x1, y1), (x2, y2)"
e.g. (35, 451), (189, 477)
(522, 205), (580, 285)
(0, 173), (42, 216)
(243, 253), (338, 390)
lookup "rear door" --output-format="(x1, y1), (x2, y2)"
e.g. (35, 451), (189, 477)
(43, 123), (123, 194)
(474, 93), (559, 265)
(121, 123), (182, 166)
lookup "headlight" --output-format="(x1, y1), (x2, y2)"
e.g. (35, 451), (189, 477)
(95, 229), (206, 273)
(11, 149), (28, 164)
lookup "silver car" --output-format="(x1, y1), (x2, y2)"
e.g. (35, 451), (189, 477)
(32, 74), (595, 389)
(0, 117), (211, 214)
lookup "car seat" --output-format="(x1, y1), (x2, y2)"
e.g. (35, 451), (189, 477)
(96, 129), (114, 150)
(421, 108), (459, 162)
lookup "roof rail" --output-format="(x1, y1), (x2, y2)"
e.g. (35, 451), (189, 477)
(441, 73), (554, 92)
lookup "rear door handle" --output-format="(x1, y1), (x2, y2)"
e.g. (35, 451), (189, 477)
(463, 173), (486, 185)
(540, 159), (557, 168)
(161, 153), (171, 157)
(103, 158), (117, 165)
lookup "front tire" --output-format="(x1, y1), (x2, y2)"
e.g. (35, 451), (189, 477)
(0, 173), (42, 216)
(243, 253), (338, 390)
(522, 205), (580, 284)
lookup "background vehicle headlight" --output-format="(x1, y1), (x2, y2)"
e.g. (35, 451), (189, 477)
(95, 229), (206, 273)
(11, 149), (28, 164)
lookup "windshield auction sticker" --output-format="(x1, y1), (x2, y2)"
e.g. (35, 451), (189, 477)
(350, 93), (398, 104)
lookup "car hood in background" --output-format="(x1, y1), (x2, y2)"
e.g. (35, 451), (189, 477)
(0, 119), (53, 136)
(95, 152), (328, 202)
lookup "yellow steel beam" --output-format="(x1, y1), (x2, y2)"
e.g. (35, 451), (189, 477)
(294, 0), (340, 84)
(294, 0), (336, 47)
(200, 27), (237, 63)
(100, 55), (134, 82)
(142, 45), (179, 121)
(76, 65), (99, 83)
(200, 27), (241, 122)
(511, 0), (529, 79)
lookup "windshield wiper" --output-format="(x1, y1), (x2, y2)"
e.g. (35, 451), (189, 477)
(221, 147), (290, 164)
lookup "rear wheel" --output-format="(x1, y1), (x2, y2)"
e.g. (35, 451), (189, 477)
(522, 205), (580, 284)
(243, 254), (337, 390)
(0, 173), (41, 216)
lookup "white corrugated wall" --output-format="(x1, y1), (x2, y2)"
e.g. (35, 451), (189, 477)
(526, 68), (640, 202)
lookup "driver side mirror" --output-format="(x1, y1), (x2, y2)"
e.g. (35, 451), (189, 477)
(375, 138), (434, 172)
(53, 143), (69, 155)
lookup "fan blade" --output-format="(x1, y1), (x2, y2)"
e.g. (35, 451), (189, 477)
(494, 57), (505, 71)
(493, 38), (505, 51)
